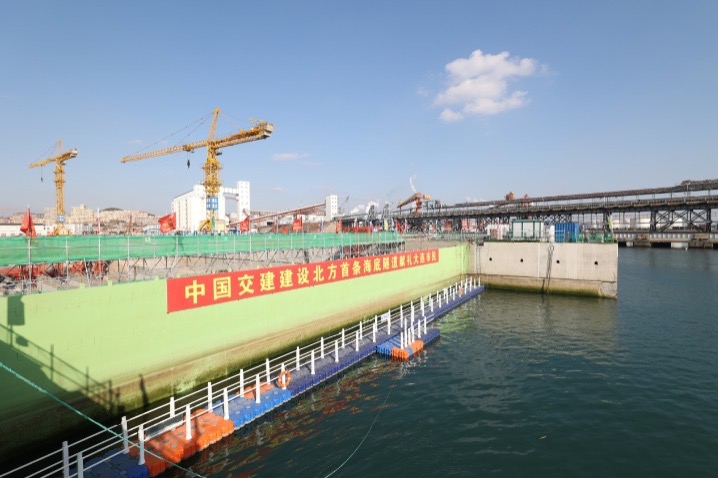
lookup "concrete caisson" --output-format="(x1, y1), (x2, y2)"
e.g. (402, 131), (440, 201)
(472, 242), (618, 298)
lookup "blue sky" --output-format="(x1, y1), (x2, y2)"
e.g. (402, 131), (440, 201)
(1, 1), (716, 216)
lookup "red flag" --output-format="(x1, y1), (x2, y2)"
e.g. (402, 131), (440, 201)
(20, 208), (37, 238)
(158, 212), (176, 233)
(336, 219), (342, 234)
(395, 218), (403, 233)
(292, 216), (303, 233)
(239, 216), (250, 233)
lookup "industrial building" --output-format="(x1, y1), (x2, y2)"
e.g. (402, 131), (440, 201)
(171, 180), (338, 233)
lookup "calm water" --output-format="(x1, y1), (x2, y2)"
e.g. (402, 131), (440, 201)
(168, 248), (718, 477)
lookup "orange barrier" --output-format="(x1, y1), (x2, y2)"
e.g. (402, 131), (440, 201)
(238, 381), (275, 400)
(390, 347), (409, 360)
(190, 409), (234, 444)
(192, 410), (221, 446)
(129, 443), (168, 477)
(202, 410), (234, 437)
(389, 339), (425, 361)
(148, 433), (183, 463)
(167, 428), (198, 459)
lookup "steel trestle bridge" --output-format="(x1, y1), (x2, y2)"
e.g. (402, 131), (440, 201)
(378, 179), (718, 233)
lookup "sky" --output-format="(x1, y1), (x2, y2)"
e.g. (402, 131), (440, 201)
(1, 0), (717, 216)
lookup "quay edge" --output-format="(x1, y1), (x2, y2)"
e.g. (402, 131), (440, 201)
(469, 242), (618, 299)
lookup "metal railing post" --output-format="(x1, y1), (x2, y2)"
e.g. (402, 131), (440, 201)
(62, 440), (70, 478)
(185, 405), (192, 440)
(255, 374), (261, 404)
(121, 416), (129, 453)
(77, 451), (84, 478)
(138, 424), (145, 466)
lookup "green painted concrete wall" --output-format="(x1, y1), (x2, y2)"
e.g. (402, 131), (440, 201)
(0, 245), (469, 457)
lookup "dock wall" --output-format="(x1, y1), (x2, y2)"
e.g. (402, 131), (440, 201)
(0, 245), (469, 458)
(471, 242), (618, 298)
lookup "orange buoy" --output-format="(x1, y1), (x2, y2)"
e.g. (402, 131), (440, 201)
(276, 370), (292, 388)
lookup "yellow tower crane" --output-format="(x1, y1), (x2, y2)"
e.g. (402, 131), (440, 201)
(28, 139), (78, 235)
(121, 108), (273, 233)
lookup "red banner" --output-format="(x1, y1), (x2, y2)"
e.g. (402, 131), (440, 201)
(167, 249), (439, 313)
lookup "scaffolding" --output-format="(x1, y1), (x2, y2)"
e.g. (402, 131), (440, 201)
(0, 233), (405, 296)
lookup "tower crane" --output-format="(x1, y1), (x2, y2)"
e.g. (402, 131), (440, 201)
(28, 139), (78, 235)
(121, 108), (273, 233)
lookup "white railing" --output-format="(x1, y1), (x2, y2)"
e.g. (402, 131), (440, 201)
(1, 277), (480, 478)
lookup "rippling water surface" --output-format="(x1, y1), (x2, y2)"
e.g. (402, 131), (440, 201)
(167, 248), (718, 477)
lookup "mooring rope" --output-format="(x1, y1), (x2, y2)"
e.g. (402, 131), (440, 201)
(321, 375), (398, 478)
(0, 362), (205, 478)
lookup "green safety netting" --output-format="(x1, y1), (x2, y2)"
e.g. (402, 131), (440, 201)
(0, 233), (404, 267)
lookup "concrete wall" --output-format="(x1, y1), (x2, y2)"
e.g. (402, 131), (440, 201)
(0, 245), (470, 457)
(473, 242), (617, 298)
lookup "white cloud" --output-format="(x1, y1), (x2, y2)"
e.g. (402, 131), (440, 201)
(350, 204), (365, 215)
(129, 139), (144, 146)
(434, 49), (541, 121)
(272, 186), (284, 193)
(349, 201), (379, 216)
(272, 152), (307, 161)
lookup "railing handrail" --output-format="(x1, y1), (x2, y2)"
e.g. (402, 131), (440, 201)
(1, 278), (476, 478)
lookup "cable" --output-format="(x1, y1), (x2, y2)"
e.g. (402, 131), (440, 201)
(130, 110), (214, 156)
(0, 362), (205, 478)
(321, 377), (397, 478)
(33, 142), (59, 163)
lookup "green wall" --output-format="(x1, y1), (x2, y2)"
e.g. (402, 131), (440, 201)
(0, 245), (468, 456)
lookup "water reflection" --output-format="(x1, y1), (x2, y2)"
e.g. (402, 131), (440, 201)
(441, 291), (619, 363)
(164, 358), (397, 477)
(165, 251), (718, 477)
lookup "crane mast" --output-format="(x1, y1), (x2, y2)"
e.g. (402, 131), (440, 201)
(121, 108), (273, 232)
(28, 139), (78, 235)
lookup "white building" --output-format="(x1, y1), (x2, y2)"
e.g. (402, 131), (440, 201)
(0, 223), (52, 237)
(325, 194), (338, 221)
(236, 181), (250, 221)
(172, 185), (233, 233)
(171, 182), (339, 233)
